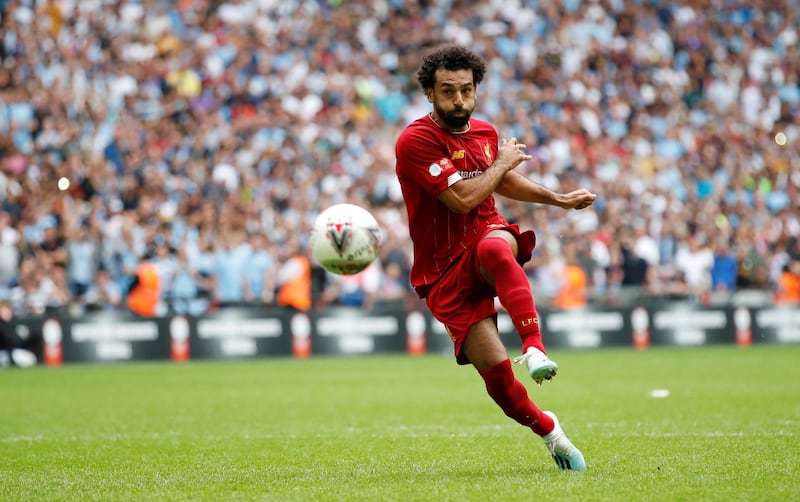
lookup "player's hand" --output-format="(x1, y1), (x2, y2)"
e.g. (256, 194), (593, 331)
(560, 189), (597, 210)
(496, 138), (532, 171)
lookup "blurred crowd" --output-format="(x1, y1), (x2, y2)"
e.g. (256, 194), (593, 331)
(1, 0), (799, 318)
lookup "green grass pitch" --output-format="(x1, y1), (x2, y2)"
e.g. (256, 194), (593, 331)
(2, 345), (799, 501)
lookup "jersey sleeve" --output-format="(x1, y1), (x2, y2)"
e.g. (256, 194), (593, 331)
(395, 127), (462, 197)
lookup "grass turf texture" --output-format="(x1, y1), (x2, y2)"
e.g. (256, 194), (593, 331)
(2, 345), (799, 501)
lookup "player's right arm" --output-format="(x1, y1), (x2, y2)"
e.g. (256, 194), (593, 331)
(437, 138), (531, 214)
(396, 126), (529, 214)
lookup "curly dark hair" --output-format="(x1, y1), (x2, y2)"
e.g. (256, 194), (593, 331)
(416, 45), (487, 90)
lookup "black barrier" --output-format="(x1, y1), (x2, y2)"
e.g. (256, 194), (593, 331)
(310, 305), (408, 356)
(540, 308), (632, 349)
(187, 307), (293, 360)
(60, 311), (171, 363)
(7, 302), (800, 365)
(647, 304), (733, 347)
(750, 306), (800, 345)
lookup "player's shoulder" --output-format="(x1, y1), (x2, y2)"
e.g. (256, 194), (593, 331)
(401, 116), (436, 134)
(397, 116), (438, 145)
(469, 117), (498, 135)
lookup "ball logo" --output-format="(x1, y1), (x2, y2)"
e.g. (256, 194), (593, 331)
(326, 220), (354, 257)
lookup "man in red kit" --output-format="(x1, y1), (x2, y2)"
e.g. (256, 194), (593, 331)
(395, 45), (596, 471)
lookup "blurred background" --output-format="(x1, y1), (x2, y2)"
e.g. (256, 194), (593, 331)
(0, 0), (798, 324)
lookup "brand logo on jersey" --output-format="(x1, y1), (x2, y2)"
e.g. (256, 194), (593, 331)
(429, 163), (443, 176)
(459, 169), (483, 179)
(451, 150), (465, 160)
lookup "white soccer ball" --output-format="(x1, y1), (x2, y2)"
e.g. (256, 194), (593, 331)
(310, 203), (382, 276)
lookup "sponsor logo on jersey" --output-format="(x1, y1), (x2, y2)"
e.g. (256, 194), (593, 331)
(459, 169), (483, 179)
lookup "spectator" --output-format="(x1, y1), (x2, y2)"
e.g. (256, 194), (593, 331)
(84, 268), (123, 312)
(46, 262), (72, 311)
(243, 233), (277, 304)
(169, 245), (210, 316)
(711, 238), (738, 291)
(275, 238), (312, 313)
(150, 241), (180, 299)
(554, 242), (588, 310)
(775, 260), (800, 305)
(674, 233), (715, 296)
(211, 229), (250, 307)
(66, 227), (99, 300)
(127, 262), (160, 318)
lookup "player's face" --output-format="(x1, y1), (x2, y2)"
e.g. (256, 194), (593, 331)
(428, 68), (476, 130)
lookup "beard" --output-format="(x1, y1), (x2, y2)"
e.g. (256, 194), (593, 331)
(434, 103), (472, 129)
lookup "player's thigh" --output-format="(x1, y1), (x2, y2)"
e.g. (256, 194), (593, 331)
(461, 317), (509, 371)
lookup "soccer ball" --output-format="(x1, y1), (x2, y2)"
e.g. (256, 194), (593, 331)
(310, 203), (382, 275)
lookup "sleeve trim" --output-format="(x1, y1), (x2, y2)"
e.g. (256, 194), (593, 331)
(447, 172), (462, 187)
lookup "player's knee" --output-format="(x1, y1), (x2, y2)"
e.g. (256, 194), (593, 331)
(477, 237), (515, 271)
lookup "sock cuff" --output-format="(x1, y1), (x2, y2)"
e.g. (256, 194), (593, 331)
(539, 412), (560, 439)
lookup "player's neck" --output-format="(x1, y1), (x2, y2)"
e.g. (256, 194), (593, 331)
(428, 113), (470, 134)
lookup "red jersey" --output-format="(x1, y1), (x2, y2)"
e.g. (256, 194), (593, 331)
(395, 114), (508, 292)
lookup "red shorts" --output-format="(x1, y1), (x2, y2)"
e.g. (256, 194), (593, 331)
(422, 225), (536, 365)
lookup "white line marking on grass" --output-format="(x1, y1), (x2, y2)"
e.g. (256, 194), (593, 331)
(1, 432), (184, 443)
(7, 425), (790, 444)
(2, 434), (45, 443)
(584, 422), (796, 437)
(634, 431), (795, 437)
(1, 425), (515, 443)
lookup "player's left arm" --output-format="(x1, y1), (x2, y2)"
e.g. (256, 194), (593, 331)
(495, 171), (597, 210)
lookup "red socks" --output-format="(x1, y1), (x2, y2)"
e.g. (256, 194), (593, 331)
(474, 237), (557, 436)
(476, 237), (545, 353)
(479, 359), (554, 436)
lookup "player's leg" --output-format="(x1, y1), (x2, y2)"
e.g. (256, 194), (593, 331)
(476, 230), (543, 352)
(476, 231), (557, 384)
(461, 317), (554, 435)
(461, 319), (587, 470)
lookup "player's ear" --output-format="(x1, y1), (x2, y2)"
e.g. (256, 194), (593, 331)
(425, 88), (434, 103)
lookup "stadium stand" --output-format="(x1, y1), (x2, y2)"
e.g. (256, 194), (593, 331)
(0, 0), (798, 316)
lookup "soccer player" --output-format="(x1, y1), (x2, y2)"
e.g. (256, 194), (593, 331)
(395, 45), (596, 471)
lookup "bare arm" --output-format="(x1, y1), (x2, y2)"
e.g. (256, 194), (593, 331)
(438, 138), (531, 214)
(496, 171), (596, 210)
(438, 137), (597, 213)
